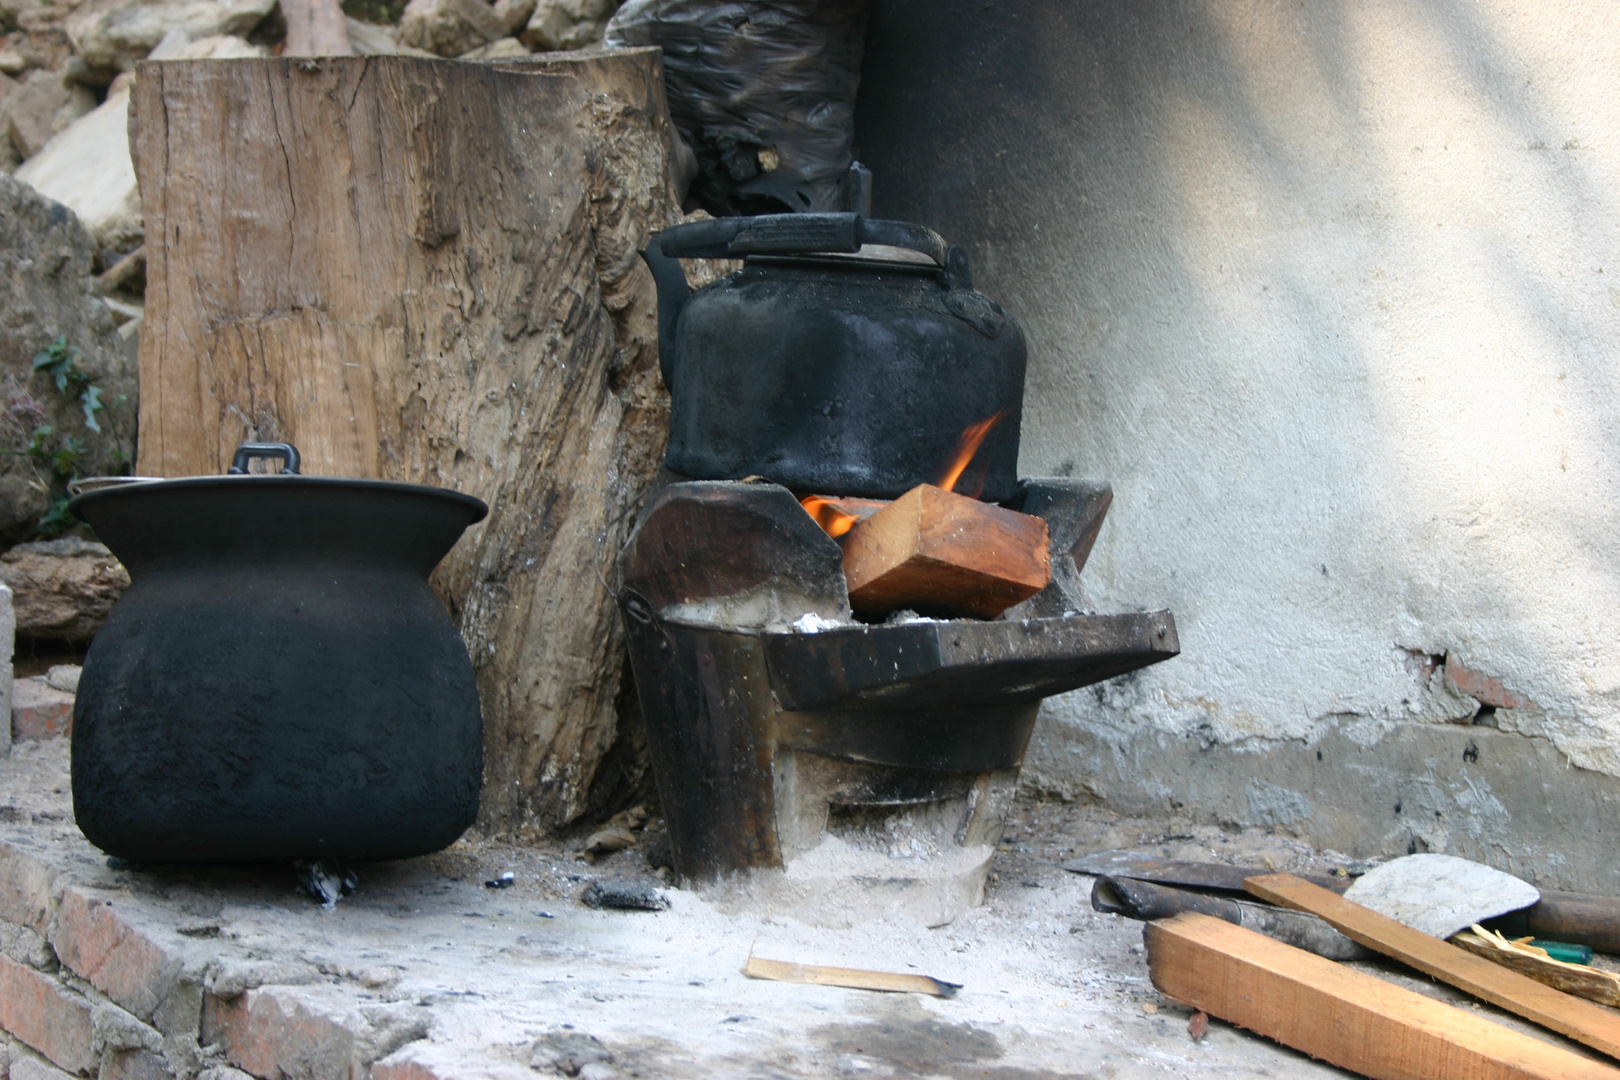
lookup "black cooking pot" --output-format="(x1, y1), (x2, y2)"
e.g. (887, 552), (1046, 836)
(68, 443), (488, 863)
(642, 213), (1027, 502)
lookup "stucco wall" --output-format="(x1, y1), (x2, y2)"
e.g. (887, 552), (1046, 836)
(856, 1), (1620, 887)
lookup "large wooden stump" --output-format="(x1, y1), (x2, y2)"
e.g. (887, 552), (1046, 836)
(131, 51), (680, 836)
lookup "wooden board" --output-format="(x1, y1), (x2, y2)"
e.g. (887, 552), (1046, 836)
(132, 53), (681, 834)
(1146, 912), (1620, 1080)
(1246, 873), (1620, 1061)
(742, 956), (959, 997)
(840, 483), (1049, 619)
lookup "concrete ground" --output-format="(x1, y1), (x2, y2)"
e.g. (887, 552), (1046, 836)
(1, 737), (1609, 1080)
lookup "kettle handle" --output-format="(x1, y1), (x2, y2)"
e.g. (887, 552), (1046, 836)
(657, 213), (950, 270)
(228, 442), (301, 475)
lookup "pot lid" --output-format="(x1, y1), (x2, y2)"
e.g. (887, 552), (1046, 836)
(69, 442), (488, 522)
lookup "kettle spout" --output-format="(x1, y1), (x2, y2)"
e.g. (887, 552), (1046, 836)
(640, 237), (689, 391)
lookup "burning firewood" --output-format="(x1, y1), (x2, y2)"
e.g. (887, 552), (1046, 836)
(839, 484), (1050, 620)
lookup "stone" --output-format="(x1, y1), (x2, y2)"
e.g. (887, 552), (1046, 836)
(9, 678), (71, 742)
(0, 581), (12, 758)
(13, 77), (140, 252)
(40, 665), (74, 693)
(0, 96), (17, 173)
(0, 173), (137, 543)
(0, 921), (54, 970)
(8, 1047), (79, 1080)
(0, 954), (96, 1074)
(1342, 854), (1542, 940)
(343, 18), (437, 57)
(100, 1050), (174, 1080)
(529, 1031), (613, 1075)
(395, 0), (505, 57)
(63, 0), (275, 72)
(62, 0), (272, 71)
(0, 539), (129, 642)
(522, 0), (613, 51)
(2, 28), (72, 75)
(90, 1002), (163, 1054)
(491, 0), (533, 33)
(5, 69), (93, 161)
(145, 31), (267, 60)
(457, 36), (528, 59)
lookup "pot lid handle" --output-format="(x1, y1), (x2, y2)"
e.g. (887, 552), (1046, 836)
(228, 442), (301, 475)
(657, 213), (949, 269)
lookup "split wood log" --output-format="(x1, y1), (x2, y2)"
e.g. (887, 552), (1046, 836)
(839, 484), (1049, 619)
(1146, 913), (1620, 1080)
(1246, 873), (1620, 1062)
(131, 52), (681, 835)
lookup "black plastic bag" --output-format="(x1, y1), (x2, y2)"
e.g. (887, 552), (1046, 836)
(606, 0), (871, 216)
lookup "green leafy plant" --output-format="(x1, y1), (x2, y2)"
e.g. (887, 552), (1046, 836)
(33, 337), (104, 432)
(2, 337), (132, 538)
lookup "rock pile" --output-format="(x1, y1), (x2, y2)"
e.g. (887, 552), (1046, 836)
(2, 0), (623, 250)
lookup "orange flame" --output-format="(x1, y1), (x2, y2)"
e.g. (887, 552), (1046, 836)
(936, 409), (1006, 493)
(800, 495), (859, 538)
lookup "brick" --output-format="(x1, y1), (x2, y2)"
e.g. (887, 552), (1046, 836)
(0, 839), (61, 935)
(51, 890), (180, 1022)
(0, 954), (96, 1075)
(202, 987), (378, 1080)
(10, 679), (72, 743)
(371, 1043), (532, 1080)
(1444, 657), (1534, 711)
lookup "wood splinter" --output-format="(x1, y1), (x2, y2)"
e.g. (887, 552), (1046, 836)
(742, 955), (960, 997)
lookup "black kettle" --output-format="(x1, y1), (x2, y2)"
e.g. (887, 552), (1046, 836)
(641, 212), (1027, 502)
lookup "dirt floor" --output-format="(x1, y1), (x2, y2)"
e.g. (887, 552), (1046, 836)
(1, 737), (1611, 1078)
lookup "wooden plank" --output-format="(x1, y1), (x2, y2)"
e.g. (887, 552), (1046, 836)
(742, 956), (959, 997)
(1146, 912), (1620, 1080)
(1246, 873), (1620, 1061)
(840, 483), (1050, 619)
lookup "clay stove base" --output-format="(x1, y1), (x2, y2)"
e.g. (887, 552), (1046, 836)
(616, 479), (1180, 897)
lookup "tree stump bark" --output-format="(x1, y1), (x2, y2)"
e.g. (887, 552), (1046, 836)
(130, 51), (680, 836)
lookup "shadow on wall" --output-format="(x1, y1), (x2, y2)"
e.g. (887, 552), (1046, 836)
(854, 0), (1620, 877)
